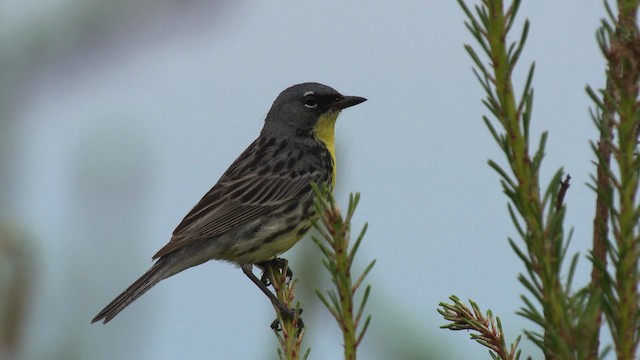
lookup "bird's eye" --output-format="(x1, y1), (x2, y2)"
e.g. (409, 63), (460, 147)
(302, 92), (317, 108)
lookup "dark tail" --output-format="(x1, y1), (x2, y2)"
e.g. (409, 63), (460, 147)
(92, 259), (170, 324)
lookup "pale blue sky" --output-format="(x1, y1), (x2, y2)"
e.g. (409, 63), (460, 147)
(3, 1), (606, 359)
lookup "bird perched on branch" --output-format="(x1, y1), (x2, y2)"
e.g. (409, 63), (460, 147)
(92, 82), (366, 324)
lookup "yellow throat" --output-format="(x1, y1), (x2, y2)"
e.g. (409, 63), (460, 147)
(313, 110), (339, 186)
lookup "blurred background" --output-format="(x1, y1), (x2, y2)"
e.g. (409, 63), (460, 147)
(1, 1), (606, 359)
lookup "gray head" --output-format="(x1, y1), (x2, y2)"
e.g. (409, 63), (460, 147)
(262, 82), (366, 136)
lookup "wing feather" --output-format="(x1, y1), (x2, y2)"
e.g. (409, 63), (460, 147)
(152, 139), (321, 259)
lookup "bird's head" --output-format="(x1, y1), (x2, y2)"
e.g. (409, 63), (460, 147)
(263, 82), (366, 136)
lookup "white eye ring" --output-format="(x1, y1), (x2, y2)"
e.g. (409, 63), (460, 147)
(302, 91), (317, 108)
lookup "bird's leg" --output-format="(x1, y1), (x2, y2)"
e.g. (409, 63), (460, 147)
(241, 263), (303, 331)
(256, 258), (293, 286)
(241, 264), (292, 314)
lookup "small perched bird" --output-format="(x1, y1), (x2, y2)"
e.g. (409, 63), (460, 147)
(92, 82), (366, 324)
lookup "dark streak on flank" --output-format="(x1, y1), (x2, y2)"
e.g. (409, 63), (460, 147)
(263, 224), (298, 244)
(277, 140), (288, 152)
(287, 157), (296, 170)
(296, 225), (310, 237)
(273, 161), (284, 173)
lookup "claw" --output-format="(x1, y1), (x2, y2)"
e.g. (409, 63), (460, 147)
(256, 258), (293, 286)
(260, 272), (271, 287)
(270, 308), (304, 332)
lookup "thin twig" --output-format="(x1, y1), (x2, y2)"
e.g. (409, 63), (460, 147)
(555, 175), (571, 212)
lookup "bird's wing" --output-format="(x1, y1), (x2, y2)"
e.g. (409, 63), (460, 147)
(152, 142), (322, 259)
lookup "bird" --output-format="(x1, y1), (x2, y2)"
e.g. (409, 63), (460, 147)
(92, 82), (366, 324)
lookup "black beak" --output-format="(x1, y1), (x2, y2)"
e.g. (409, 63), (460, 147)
(332, 95), (367, 110)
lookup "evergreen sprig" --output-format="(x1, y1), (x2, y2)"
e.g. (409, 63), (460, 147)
(586, 1), (640, 358)
(311, 184), (374, 360)
(439, 296), (523, 360)
(449, 0), (579, 358)
(443, 0), (640, 359)
(266, 261), (309, 360)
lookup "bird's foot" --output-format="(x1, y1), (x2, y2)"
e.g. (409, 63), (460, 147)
(270, 306), (304, 332)
(256, 258), (293, 286)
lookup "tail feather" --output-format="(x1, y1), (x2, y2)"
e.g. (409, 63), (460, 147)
(92, 259), (170, 324)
